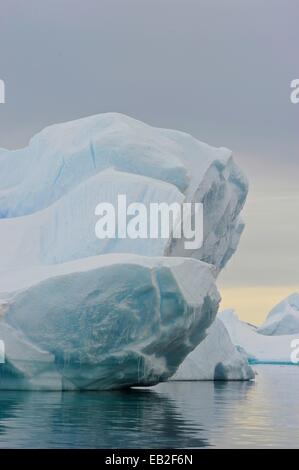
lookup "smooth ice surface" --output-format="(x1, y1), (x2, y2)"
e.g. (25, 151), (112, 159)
(171, 318), (254, 381)
(0, 255), (219, 390)
(257, 293), (299, 336)
(220, 309), (299, 365)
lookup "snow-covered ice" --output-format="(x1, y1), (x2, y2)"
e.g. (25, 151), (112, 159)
(0, 113), (249, 389)
(257, 293), (299, 336)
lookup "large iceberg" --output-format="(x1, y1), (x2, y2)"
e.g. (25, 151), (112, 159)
(257, 293), (299, 336)
(0, 255), (219, 390)
(220, 309), (299, 365)
(171, 318), (254, 381)
(0, 113), (248, 389)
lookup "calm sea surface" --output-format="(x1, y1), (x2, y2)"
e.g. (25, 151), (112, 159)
(0, 365), (298, 448)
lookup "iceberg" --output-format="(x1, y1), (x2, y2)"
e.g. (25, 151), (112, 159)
(171, 318), (254, 381)
(257, 293), (299, 336)
(0, 113), (248, 389)
(220, 309), (299, 365)
(0, 255), (219, 390)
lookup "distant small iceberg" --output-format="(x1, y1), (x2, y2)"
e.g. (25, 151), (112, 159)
(220, 308), (299, 365)
(257, 293), (299, 336)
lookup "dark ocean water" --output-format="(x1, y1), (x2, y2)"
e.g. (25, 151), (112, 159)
(0, 365), (298, 448)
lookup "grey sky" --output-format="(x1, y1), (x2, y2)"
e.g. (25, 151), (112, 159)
(0, 0), (298, 291)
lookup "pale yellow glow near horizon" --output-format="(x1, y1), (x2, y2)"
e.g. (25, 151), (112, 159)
(219, 286), (299, 326)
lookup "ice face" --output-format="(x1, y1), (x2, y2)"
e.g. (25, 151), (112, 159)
(0, 255), (219, 390)
(0, 113), (248, 389)
(257, 293), (299, 336)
